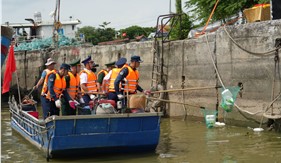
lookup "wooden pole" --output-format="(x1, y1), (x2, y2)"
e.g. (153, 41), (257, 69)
(15, 71), (22, 110)
(147, 97), (202, 108)
(150, 86), (217, 94)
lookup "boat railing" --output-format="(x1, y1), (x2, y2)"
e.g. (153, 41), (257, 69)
(45, 112), (163, 123)
(9, 100), (53, 137)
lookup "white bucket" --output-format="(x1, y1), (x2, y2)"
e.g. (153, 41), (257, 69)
(96, 103), (116, 115)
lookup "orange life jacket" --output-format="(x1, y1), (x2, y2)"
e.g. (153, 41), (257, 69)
(46, 72), (66, 100)
(41, 69), (56, 95)
(121, 65), (139, 94)
(67, 71), (80, 99)
(108, 68), (123, 92)
(97, 69), (109, 88)
(80, 69), (98, 93)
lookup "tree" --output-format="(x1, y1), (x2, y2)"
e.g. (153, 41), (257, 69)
(77, 26), (96, 43)
(99, 22), (111, 29)
(170, 0), (193, 40)
(119, 26), (155, 39)
(185, 0), (270, 25)
(77, 24), (115, 45)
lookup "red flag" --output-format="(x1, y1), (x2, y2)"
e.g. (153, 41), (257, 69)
(2, 45), (16, 94)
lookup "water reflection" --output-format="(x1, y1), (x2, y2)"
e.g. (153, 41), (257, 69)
(2, 107), (281, 163)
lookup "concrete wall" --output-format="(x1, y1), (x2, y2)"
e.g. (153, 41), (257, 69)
(6, 20), (281, 126)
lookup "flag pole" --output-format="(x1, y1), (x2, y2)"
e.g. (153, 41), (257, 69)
(11, 41), (22, 110)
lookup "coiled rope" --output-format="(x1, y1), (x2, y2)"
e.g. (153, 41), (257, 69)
(223, 25), (281, 57)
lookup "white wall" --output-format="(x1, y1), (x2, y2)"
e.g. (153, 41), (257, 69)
(37, 24), (77, 38)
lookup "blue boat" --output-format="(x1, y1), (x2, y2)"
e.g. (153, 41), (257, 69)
(9, 96), (162, 160)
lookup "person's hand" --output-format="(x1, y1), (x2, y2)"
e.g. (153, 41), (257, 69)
(144, 90), (151, 95)
(74, 100), (79, 105)
(33, 85), (38, 90)
(69, 100), (76, 109)
(79, 98), (85, 103)
(90, 94), (96, 100)
(55, 100), (61, 108)
(117, 94), (124, 100)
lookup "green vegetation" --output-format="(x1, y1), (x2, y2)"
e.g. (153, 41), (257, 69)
(77, 24), (115, 45)
(77, 24), (155, 45)
(170, 0), (193, 40)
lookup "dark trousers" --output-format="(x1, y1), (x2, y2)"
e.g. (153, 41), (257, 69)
(41, 96), (50, 119)
(108, 92), (118, 103)
(61, 98), (76, 115)
(50, 100), (60, 116)
(82, 94), (91, 104)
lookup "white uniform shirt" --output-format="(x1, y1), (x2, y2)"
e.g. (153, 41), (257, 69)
(103, 70), (112, 81)
(80, 68), (89, 84)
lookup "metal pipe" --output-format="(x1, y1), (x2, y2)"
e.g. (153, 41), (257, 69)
(147, 97), (202, 108)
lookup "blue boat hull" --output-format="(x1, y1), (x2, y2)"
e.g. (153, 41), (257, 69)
(9, 99), (162, 158)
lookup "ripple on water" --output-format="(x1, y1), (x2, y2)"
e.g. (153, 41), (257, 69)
(1, 155), (11, 160)
(159, 153), (177, 158)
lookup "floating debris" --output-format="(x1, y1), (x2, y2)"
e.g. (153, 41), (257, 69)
(253, 128), (264, 132)
(215, 122), (226, 127)
(159, 153), (177, 158)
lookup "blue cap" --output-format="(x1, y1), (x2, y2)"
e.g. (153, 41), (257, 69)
(131, 55), (143, 63)
(116, 57), (127, 67)
(60, 63), (70, 70)
(81, 56), (93, 65)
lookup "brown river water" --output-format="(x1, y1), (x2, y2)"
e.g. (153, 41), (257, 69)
(1, 106), (281, 163)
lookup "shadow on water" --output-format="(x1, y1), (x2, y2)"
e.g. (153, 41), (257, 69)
(2, 106), (281, 163)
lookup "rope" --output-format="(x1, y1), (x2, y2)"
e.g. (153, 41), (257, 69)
(201, 0), (220, 35)
(223, 25), (281, 57)
(270, 52), (278, 114)
(205, 35), (225, 89)
(151, 86), (217, 94)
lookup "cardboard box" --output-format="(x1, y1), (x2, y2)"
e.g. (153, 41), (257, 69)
(243, 4), (271, 23)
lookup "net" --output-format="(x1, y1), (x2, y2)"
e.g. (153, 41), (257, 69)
(220, 86), (240, 112)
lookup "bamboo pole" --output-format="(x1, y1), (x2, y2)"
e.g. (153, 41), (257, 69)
(15, 71), (22, 110)
(150, 86), (217, 94)
(147, 97), (202, 108)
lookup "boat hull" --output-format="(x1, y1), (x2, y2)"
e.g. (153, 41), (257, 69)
(9, 100), (162, 158)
